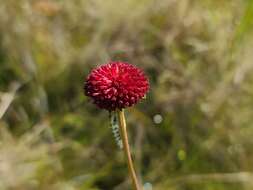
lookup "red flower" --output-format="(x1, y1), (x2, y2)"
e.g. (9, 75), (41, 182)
(84, 61), (149, 111)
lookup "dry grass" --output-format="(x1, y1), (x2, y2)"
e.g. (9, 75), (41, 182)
(0, 0), (253, 189)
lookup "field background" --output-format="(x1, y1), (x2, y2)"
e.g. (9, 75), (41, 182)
(1, 0), (253, 189)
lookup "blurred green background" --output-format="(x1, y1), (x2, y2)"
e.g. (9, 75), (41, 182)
(1, 0), (253, 189)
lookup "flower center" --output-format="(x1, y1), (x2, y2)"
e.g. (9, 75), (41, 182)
(112, 80), (120, 88)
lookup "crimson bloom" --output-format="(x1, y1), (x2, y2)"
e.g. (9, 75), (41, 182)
(84, 61), (149, 111)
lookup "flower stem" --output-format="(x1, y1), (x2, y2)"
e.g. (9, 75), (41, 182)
(117, 109), (141, 190)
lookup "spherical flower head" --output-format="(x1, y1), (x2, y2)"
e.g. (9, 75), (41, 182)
(84, 61), (149, 111)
